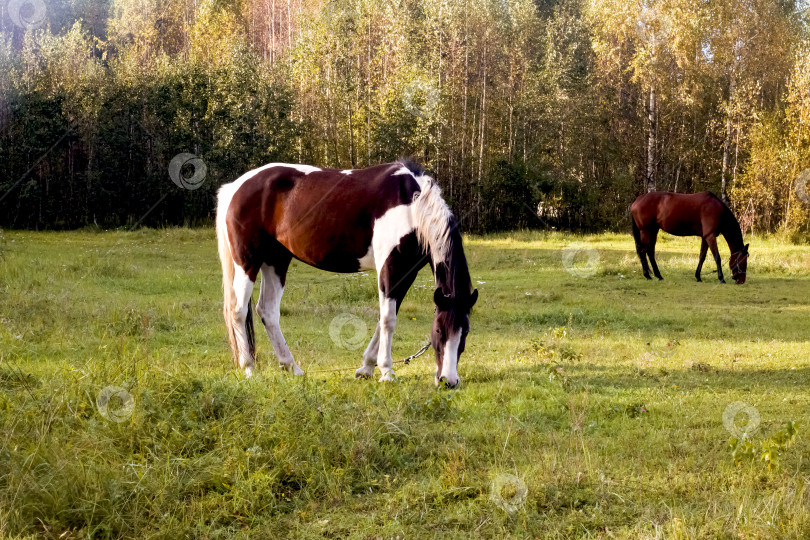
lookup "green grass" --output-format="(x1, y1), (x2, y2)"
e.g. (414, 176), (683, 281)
(1, 228), (809, 539)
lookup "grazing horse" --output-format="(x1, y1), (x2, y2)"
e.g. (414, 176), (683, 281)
(630, 191), (749, 284)
(216, 160), (478, 388)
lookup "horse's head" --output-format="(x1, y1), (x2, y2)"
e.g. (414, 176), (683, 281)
(730, 243), (749, 284)
(431, 288), (478, 388)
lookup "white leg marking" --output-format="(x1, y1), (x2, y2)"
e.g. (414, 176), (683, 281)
(365, 204), (416, 382)
(232, 265), (255, 376)
(439, 330), (461, 387)
(355, 322), (380, 378)
(376, 295), (397, 382)
(257, 265), (304, 376)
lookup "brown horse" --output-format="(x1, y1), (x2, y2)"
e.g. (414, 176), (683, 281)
(216, 160), (477, 388)
(630, 192), (749, 284)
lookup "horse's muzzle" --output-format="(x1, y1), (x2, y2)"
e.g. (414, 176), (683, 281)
(437, 375), (459, 389)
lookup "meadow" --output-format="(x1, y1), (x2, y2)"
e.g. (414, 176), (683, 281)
(0, 228), (809, 539)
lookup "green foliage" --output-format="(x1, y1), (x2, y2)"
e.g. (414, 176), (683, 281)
(730, 421), (799, 470)
(729, 437), (757, 465)
(2, 0), (808, 231)
(407, 391), (455, 420)
(1, 6), (296, 228)
(732, 40), (810, 237)
(761, 421), (799, 471)
(530, 331), (583, 364)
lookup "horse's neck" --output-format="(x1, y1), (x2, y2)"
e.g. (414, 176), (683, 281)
(720, 211), (744, 253)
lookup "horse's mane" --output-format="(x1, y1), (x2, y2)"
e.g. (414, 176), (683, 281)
(706, 192), (741, 225)
(399, 159), (472, 298)
(400, 160), (452, 263)
(397, 157), (425, 177)
(708, 192), (745, 251)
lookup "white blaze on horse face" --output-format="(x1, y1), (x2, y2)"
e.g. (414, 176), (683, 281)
(440, 329), (461, 387)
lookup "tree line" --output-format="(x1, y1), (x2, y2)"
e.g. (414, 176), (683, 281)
(1, 0), (809, 236)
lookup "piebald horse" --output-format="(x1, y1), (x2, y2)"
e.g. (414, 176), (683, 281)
(216, 160), (478, 387)
(631, 191), (749, 284)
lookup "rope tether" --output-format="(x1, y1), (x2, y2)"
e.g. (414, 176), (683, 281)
(304, 339), (431, 375)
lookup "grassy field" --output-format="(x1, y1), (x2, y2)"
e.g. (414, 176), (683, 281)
(1, 228), (809, 539)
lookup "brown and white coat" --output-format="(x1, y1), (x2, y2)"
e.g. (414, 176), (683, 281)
(216, 160), (477, 387)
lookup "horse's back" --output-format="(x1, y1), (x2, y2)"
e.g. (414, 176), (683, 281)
(219, 162), (422, 273)
(632, 191), (723, 236)
(630, 191), (668, 228)
(221, 162), (415, 219)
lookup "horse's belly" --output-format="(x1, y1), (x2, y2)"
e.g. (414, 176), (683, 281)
(278, 203), (415, 274)
(660, 218), (701, 236)
(282, 236), (372, 274)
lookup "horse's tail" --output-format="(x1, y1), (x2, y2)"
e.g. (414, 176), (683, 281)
(216, 186), (254, 367)
(631, 214), (642, 252)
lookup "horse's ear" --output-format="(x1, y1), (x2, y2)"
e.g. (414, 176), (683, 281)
(468, 288), (479, 309)
(434, 289), (452, 310)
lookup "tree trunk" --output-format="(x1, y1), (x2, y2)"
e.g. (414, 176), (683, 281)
(270, 0), (275, 65)
(478, 41), (487, 186)
(721, 78), (735, 203)
(646, 85), (656, 192)
(720, 118), (731, 203)
(461, 4), (469, 190)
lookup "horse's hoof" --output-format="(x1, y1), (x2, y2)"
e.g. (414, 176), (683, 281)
(378, 370), (395, 383)
(280, 362), (304, 376)
(696, 277), (702, 282)
(719, 279), (726, 284)
(244, 367), (254, 378)
(355, 366), (374, 379)
(644, 275), (652, 281)
(656, 276), (663, 281)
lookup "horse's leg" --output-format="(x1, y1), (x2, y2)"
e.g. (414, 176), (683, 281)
(647, 229), (663, 280)
(637, 230), (653, 280)
(706, 234), (725, 283)
(366, 237), (424, 382)
(232, 265), (257, 376)
(355, 323), (380, 378)
(373, 291), (399, 382)
(356, 273), (418, 381)
(695, 238), (708, 282)
(257, 259), (304, 376)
